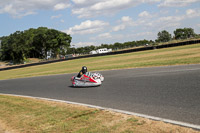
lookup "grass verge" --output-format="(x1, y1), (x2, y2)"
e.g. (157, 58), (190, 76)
(0, 94), (199, 133)
(0, 43), (200, 80)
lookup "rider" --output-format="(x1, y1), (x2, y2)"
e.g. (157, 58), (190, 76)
(77, 66), (87, 78)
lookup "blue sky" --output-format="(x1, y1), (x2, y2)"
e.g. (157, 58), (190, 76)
(0, 0), (200, 47)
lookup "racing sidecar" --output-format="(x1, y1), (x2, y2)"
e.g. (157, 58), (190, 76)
(71, 72), (104, 87)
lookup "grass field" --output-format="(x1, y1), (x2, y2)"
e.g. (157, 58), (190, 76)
(0, 95), (199, 133)
(0, 44), (200, 132)
(0, 43), (200, 80)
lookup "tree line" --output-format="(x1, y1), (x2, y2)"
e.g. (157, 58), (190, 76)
(0, 27), (198, 63)
(0, 27), (71, 63)
(69, 27), (198, 55)
(70, 40), (153, 55)
(156, 28), (197, 43)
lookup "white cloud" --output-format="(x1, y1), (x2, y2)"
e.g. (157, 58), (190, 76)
(186, 9), (200, 18)
(51, 14), (65, 23)
(98, 32), (112, 39)
(158, 0), (199, 7)
(147, 8), (200, 30)
(51, 14), (62, 19)
(126, 32), (154, 38)
(112, 7), (200, 39)
(121, 16), (132, 22)
(152, 15), (184, 29)
(143, 0), (161, 3)
(90, 0), (134, 11)
(0, 0), (166, 18)
(186, 9), (195, 16)
(72, 0), (99, 6)
(65, 20), (109, 35)
(175, 10), (179, 13)
(0, 3), (37, 18)
(139, 11), (151, 18)
(0, 0), (71, 18)
(71, 0), (163, 18)
(54, 3), (71, 10)
(156, 9), (200, 27)
(158, 16), (184, 22)
(72, 0), (87, 4)
(121, 16), (137, 26)
(72, 0), (143, 18)
(135, 32), (153, 36)
(112, 16), (136, 32)
(60, 19), (65, 23)
(112, 25), (126, 32)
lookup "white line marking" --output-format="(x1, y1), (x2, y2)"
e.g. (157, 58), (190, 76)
(0, 93), (200, 130)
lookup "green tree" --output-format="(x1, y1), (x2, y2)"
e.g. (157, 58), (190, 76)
(0, 27), (71, 62)
(0, 31), (29, 63)
(113, 42), (122, 50)
(156, 30), (172, 42)
(76, 47), (84, 55)
(174, 28), (196, 39)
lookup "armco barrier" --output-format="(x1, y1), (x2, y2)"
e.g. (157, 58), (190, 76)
(155, 39), (200, 49)
(0, 39), (200, 71)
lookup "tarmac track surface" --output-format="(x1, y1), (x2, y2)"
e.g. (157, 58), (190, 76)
(0, 64), (200, 126)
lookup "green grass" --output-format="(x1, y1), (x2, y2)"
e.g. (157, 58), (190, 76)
(0, 43), (200, 80)
(0, 95), (198, 133)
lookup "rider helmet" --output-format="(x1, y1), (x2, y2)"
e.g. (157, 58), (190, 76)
(82, 66), (87, 74)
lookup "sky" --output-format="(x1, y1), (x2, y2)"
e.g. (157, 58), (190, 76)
(0, 0), (200, 47)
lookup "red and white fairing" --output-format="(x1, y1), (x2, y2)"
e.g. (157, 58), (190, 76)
(71, 72), (104, 87)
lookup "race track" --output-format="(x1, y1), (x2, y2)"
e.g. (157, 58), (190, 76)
(0, 64), (200, 126)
